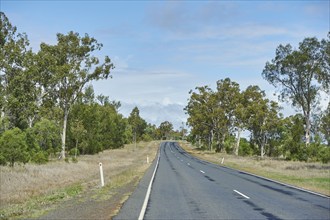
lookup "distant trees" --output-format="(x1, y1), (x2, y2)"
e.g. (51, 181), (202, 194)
(185, 80), (283, 158)
(185, 35), (329, 162)
(158, 121), (173, 140)
(128, 107), (147, 143)
(185, 76), (329, 162)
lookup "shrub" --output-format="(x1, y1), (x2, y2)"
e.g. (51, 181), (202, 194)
(31, 151), (49, 164)
(0, 128), (29, 166)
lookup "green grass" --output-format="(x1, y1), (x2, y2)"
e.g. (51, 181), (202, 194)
(0, 183), (83, 219)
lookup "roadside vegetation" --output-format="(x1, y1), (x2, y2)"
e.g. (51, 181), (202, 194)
(179, 141), (330, 196)
(0, 12), (179, 167)
(185, 34), (329, 163)
(0, 141), (159, 219)
(0, 9), (329, 218)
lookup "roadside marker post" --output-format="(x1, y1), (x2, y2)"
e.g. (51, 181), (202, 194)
(221, 157), (224, 164)
(147, 155), (149, 164)
(99, 162), (104, 187)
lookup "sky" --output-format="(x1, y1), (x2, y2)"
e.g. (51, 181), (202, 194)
(1, 0), (329, 129)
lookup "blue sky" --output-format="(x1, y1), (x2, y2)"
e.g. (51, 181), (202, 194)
(2, 0), (329, 129)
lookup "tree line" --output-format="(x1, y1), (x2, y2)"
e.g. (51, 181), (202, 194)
(185, 34), (329, 163)
(0, 12), (177, 166)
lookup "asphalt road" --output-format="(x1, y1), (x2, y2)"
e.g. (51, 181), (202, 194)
(116, 142), (330, 220)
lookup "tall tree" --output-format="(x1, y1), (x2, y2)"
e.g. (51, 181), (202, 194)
(216, 78), (241, 153)
(244, 86), (282, 157)
(185, 86), (218, 150)
(0, 12), (39, 129)
(262, 36), (329, 146)
(128, 107), (147, 145)
(37, 31), (114, 158)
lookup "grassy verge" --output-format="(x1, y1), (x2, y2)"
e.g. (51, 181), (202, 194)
(179, 141), (330, 197)
(0, 183), (84, 219)
(0, 141), (159, 219)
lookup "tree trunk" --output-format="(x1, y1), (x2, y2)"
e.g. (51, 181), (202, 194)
(209, 130), (214, 151)
(305, 113), (311, 147)
(28, 115), (35, 128)
(61, 109), (68, 159)
(75, 139), (78, 158)
(260, 134), (266, 158)
(235, 127), (241, 156)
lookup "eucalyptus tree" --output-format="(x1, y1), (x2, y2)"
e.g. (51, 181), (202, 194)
(0, 12), (39, 129)
(37, 31), (114, 158)
(244, 86), (282, 157)
(216, 78), (241, 153)
(185, 86), (220, 150)
(262, 36), (329, 146)
(128, 107), (147, 145)
(158, 121), (174, 140)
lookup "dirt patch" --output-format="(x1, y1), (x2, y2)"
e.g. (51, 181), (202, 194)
(40, 176), (139, 219)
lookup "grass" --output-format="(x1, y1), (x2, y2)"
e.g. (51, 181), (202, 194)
(0, 141), (160, 219)
(179, 141), (330, 197)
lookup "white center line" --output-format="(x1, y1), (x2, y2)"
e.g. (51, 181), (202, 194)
(233, 190), (250, 199)
(200, 170), (205, 174)
(187, 163), (190, 166)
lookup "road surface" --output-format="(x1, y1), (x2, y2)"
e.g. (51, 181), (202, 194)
(116, 142), (330, 220)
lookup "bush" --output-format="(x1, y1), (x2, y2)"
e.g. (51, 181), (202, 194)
(318, 147), (330, 164)
(31, 151), (49, 164)
(0, 128), (29, 166)
(239, 138), (254, 156)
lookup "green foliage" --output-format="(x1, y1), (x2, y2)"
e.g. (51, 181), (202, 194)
(67, 87), (131, 155)
(224, 135), (235, 154)
(26, 118), (60, 153)
(0, 128), (29, 166)
(30, 151), (48, 164)
(262, 36), (329, 145)
(128, 107), (147, 142)
(320, 103), (330, 146)
(0, 12), (157, 166)
(238, 138), (254, 156)
(318, 147), (330, 164)
(158, 121), (173, 140)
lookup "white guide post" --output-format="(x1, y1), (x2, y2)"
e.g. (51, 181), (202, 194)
(147, 155), (149, 164)
(99, 162), (104, 187)
(221, 157), (224, 164)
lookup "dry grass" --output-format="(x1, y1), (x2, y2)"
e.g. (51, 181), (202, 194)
(0, 141), (159, 218)
(179, 141), (330, 196)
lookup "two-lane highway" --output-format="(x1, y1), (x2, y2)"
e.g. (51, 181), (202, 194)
(116, 142), (330, 219)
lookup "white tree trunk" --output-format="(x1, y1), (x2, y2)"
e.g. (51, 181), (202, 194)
(61, 109), (68, 159)
(235, 127), (241, 156)
(305, 114), (311, 147)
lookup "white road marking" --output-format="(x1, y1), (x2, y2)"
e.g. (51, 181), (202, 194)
(233, 190), (250, 199)
(187, 163), (190, 166)
(138, 149), (161, 220)
(200, 170), (205, 174)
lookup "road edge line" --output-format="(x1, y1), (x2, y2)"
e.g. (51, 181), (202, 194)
(138, 145), (161, 220)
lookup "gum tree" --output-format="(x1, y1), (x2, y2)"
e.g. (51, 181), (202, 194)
(262, 36), (329, 146)
(37, 31), (114, 158)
